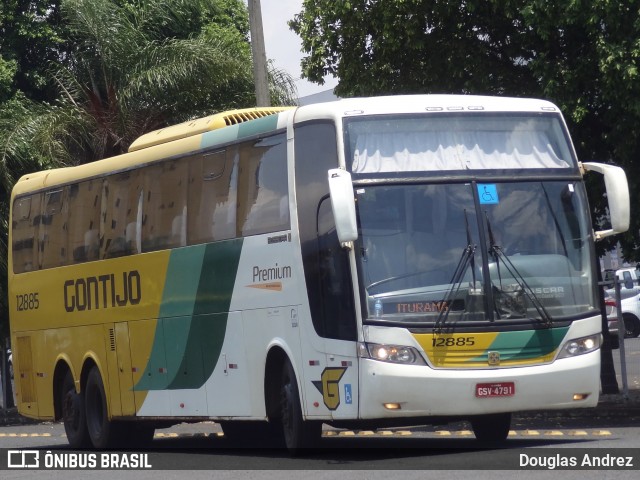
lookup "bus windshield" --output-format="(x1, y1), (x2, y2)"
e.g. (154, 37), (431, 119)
(346, 114), (575, 173)
(357, 181), (596, 326)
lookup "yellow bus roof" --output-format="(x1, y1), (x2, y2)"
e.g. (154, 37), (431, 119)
(128, 107), (294, 152)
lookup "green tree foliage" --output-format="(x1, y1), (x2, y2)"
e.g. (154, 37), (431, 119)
(290, 0), (538, 97)
(290, 0), (640, 259)
(19, 0), (294, 165)
(2, 0), (295, 171)
(0, 59), (18, 103)
(0, 1), (67, 102)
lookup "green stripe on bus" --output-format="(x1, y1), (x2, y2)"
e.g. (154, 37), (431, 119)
(236, 114), (280, 138)
(158, 246), (206, 318)
(469, 326), (569, 363)
(170, 239), (244, 389)
(199, 114), (281, 150)
(193, 239), (244, 315)
(134, 239), (244, 391)
(200, 125), (240, 150)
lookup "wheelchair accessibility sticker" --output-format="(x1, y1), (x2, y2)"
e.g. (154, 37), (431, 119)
(478, 184), (499, 204)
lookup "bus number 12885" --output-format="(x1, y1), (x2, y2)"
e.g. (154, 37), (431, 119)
(16, 292), (40, 311)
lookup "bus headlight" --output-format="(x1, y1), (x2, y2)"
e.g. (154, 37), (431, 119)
(358, 342), (426, 365)
(558, 334), (601, 359)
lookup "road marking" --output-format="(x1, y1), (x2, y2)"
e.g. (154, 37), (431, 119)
(0, 429), (618, 439)
(318, 429), (616, 438)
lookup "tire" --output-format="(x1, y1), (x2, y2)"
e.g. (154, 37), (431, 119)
(85, 366), (123, 449)
(61, 370), (91, 448)
(280, 361), (321, 453)
(623, 314), (640, 338)
(470, 412), (511, 442)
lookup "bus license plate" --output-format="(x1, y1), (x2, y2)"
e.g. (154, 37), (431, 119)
(475, 382), (515, 398)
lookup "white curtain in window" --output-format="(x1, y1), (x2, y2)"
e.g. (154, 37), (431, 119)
(352, 130), (570, 173)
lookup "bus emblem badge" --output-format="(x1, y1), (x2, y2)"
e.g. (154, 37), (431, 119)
(488, 351), (500, 366)
(312, 367), (347, 410)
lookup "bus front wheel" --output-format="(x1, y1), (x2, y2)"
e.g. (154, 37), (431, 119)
(85, 366), (122, 449)
(470, 412), (511, 442)
(61, 370), (90, 448)
(280, 360), (321, 452)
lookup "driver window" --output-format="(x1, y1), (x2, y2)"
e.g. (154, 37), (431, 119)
(317, 198), (356, 341)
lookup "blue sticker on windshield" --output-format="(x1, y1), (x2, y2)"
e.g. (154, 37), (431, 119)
(478, 184), (499, 204)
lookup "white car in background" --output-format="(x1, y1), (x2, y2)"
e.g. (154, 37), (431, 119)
(604, 291), (620, 349)
(604, 267), (640, 338)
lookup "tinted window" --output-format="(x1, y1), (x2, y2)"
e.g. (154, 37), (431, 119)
(188, 150), (237, 244)
(67, 180), (102, 263)
(12, 194), (41, 273)
(237, 133), (289, 236)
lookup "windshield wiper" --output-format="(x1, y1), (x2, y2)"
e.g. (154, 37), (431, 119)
(486, 213), (553, 328)
(434, 210), (476, 334)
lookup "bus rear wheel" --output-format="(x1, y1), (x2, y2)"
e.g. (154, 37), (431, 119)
(61, 370), (90, 448)
(85, 366), (123, 449)
(280, 360), (321, 453)
(623, 313), (640, 338)
(470, 413), (511, 442)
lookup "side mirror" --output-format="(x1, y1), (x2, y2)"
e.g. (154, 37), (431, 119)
(582, 162), (630, 240)
(328, 168), (358, 245)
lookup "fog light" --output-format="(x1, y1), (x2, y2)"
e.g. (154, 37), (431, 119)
(383, 403), (401, 410)
(573, 393), (589, 401)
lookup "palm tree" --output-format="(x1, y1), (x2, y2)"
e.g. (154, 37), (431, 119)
(2, 0), (296, 167)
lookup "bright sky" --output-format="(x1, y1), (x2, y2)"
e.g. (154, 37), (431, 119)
(249, 0), (339, 98)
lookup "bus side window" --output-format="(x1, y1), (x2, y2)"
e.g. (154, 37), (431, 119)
(102, 172), (135, 259)
(67, 180), (101, 263)
(12, 193), (41, 273)
(143, 161), (187, 252)
(40, 188), (68, 269)
(293, 121), (340, 338)
(187, 150), (236, 244)
(237, 133), (289, 237)
(317, 198), (357, 341)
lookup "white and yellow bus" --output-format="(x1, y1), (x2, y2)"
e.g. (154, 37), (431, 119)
(8, 95), (629, 450)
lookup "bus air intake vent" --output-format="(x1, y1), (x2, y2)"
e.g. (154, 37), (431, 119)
(223, 108), (286, 126)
